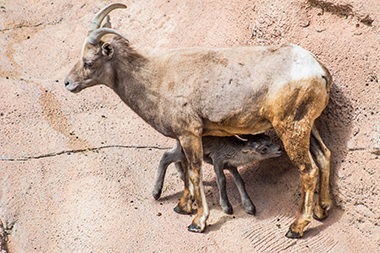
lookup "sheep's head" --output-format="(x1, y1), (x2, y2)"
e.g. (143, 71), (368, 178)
(64, 3), (127, 93)
(240, 134), (282, 158)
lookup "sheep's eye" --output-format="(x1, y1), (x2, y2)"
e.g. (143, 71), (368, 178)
(84, 62), (94, 68)
(260, 147), (268, 154)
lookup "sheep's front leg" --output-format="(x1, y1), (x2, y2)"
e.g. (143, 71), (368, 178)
(173, 158), (193, 215)
(175, 135), (209, 232)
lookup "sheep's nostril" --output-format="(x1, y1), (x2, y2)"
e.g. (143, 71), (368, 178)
(64, 80), (70, 87)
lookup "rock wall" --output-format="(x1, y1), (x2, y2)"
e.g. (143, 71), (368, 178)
(1, 0), (379, 252)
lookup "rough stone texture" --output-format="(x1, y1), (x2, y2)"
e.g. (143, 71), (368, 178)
(1, 0), (379, 252)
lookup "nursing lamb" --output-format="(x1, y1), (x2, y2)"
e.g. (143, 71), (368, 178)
(153, 134), (282, 215)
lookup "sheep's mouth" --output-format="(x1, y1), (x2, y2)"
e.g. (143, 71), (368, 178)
(67, 86), (79, 93)
(273, 149), (282, 157)
(65, 82), (82, 93)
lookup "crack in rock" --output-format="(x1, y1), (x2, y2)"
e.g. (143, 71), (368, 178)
(0, 145), (171, 162)
(0, 18), (64, 32)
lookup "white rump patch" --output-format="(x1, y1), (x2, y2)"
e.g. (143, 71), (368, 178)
(290, 45), (325, 81)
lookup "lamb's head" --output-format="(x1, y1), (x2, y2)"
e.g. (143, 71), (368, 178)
(64, 3), (128, 93)
(240, 134), (282, 159)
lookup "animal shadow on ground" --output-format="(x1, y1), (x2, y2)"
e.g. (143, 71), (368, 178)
(317, 82), (354, 211)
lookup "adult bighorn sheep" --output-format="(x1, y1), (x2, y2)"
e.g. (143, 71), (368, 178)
(153, 134), (282, 215)
(64, 3), (332, 238)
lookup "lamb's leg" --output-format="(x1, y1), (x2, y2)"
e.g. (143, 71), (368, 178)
(173, 141), (186, 181)
(152, 150), (173, 200)
(175, 134), (209, 233)
(310, 124), (331, 220)
(153, 142), (184, 200)
(213, 161), (233, 214)
(228, 166), (256, 215)
(174, 162), (185, 181)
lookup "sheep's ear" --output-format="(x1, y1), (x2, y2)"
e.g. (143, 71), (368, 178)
(242, 148), (256, 154)
(102, 15), (112, 28)
(102, 42), (114, 60)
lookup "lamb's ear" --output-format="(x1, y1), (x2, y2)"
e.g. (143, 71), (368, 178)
(102, 42), (114, 60)
(241, 147), (257, 154)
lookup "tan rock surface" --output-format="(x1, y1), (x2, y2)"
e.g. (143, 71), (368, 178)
(1, 0), (379, 252)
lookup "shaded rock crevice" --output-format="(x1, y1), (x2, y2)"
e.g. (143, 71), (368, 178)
(0, 219), (9, 253)
(307, 0), (374, 26)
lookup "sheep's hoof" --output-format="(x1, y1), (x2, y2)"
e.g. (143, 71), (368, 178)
(245, 205), (256, 215)
(222, 206), (233, 215)
(188, 224), (203, 233)
(313, 211), (328, 221)
(313, 205), (329, 221)
(285, 228), (303, 238)
(152, 190), (161, 200)
(174, 205), (191, 214)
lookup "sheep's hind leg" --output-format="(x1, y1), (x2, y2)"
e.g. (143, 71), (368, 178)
(310, 124), (331, 221)
(274, 122), (318, 238)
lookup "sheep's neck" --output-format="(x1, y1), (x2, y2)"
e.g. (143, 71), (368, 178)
(112, 55), (173, 137)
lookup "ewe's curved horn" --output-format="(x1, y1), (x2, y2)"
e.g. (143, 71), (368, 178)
(87, 28), (128, 45)
(88, 3), (127, 34)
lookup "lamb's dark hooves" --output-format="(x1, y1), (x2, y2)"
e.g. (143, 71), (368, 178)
(245, 206), (256, 215)
(188, 224), (203, 233)
(152, 191), (161, 200)
(223, 207), (233, 215)
(174, 205), (190, 215)
(285, 228), (302, 238)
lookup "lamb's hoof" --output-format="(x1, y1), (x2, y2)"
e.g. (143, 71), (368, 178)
(152, 190), (161, 200)
(188, 224), (204, 233)
(285, 228), (303, 238)
(223, 206), (233, 215)
(245, 205), (256, 215)
(174, 205), (191, 215)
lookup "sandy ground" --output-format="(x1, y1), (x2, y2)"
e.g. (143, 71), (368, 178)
(1, 0), (380, 252)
